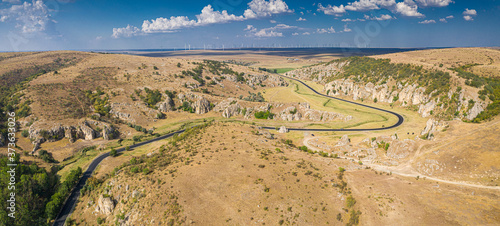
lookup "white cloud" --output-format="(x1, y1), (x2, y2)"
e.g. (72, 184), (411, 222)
(394, 1), (424, 17)
(296, 17), (306, 21)
(316, 27), (336, 34)
(415, 0), (453, 7)
(0, 0), (53, 34)
(372, 14), (395, 20)
(439, 18), (447, 23)
(463, 8), (477, 16)
(418, 19), (436, 24)
(114, 0), (292, 38)
(446, 15), (454, 19)
(270, 20), (277, 23)
(244, 0), (293, 19)
(112, 25), (141, 38)
(463, 8), (477, 21)
(3, 0), (21, 4)
(463, 15), (473, 21)
(255, 29), (283, 37)
(196, 5), (245, 25)
(244, 23), (296, 38)
(344, 0), (396, 11)
(292, 32), (299, 35)
(317, 3), (346, 17)
(343, 24), (352, 32)
(95, 36), (103, 40)
(302, 32), (310, 35)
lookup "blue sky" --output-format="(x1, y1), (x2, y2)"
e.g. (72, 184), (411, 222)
(0, 0), (498, 51)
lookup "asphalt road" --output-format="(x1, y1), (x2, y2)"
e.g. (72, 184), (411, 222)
(53, 129), (185, 226)
(262, 75), (404, 131)
(53, 76), (404, 225)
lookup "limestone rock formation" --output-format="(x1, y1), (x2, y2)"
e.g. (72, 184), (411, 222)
(156, 96), (173, 112)
(336, 135), (350, 146)
(214, 99), (241, 118)
(278, 126), (288, 133)
(193, 97), (211, 114)
(96, 195), (115, 215)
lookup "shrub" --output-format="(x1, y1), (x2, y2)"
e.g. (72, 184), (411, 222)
(21, 129), (29, 137)
(109, 148), (118, 157)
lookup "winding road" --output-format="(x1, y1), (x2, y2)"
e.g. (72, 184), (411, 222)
(53, 75), (404, 225)
(53, 130), (185, 226)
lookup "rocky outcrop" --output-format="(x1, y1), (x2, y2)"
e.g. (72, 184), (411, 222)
(214, 99), (241, 118)
(336, 135), (350, 146)
(156, 96), (173, 112)
(386, 139), (416, 159)
(278, 126), (288, 133)
(418, 100), (436, 118)
(96, 195), (115, 215)
(420, 118), (447, 140)
(28, 120), (115, 153)
(193, 97), (211, 114)
(466, 101), (486, 121)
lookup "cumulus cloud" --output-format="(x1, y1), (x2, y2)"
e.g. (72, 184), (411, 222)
(344, 0), (396, 11)
(292, 32), (299, 35)
(0, 0), (54, 34)
(244, 23), (296, 38)
(270, 20), (277, 23)
(463, 8), (477, 21)
(302, 32), (310, 35)
(114, 0), (292, 38)
(317, 3), (346, 17)
(418, 19), (436, 24)
(112, 25), (142, 38)
(439, 18), (447, 23)
(343, 24), (352, 32)
(371, 14), (395, 20)
(3, 0), (21, 3)
(296, 17), (306, 21)
(446, 15), (454, 19)
(415, 0), (454, 7)
(394, 1), (424, 17)
(316, 27), (336, 34)
(244, 0), (293, 19)
(318, 0), (425, 18)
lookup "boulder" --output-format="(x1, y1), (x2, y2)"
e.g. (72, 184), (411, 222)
(278, 126), (288, 133)
(222, 104), (240, 118)
(79, 122), (95, 140)
(193, 97), (211, 114)
(96, 195), (115, 215)
(336, 135), (350, 146)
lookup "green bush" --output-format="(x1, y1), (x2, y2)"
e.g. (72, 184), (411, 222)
(254, 110), (274, 119)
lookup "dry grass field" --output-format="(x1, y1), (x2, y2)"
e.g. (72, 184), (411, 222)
(372, 47), (500, 78)
(71, 122), (500, 225)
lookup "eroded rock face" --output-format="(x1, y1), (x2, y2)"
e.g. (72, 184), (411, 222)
(28, 120), (115, 153)
(336, 135), (350, 146)
(419, 118), (447, 140)
(467, 102), (486, 121)
(193, 97), (211, 114)
(386, 139), (416, 159)
(279, 126), (288, 133)
(323, 78), (486, 120)
(156, 96), (173, 112)
(96, 195), (115, 215)
(214, 99), (241, 118)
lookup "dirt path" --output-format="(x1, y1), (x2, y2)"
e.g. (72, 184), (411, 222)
(302, 136), (500, 191)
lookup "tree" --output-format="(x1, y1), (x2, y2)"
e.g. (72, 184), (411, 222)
(109, 148), (118, 157)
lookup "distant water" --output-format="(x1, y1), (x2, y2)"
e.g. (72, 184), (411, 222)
(100, 47), (440, 58)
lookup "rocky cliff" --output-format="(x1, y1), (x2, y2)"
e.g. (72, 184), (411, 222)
(28, 119), (116, 153)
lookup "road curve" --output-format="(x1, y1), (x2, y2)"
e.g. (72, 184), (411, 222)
(262, 75), (404, 131)
(53, 129), (185, 226)
(53, 76), (404, 225)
